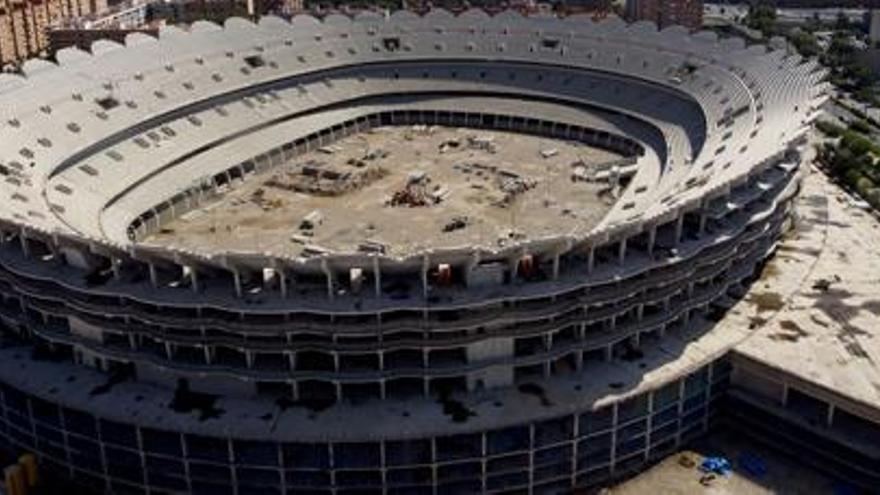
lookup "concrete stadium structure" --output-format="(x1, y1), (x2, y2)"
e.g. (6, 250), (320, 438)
(0, 10), (831, 495)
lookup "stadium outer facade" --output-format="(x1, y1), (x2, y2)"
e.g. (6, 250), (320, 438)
(0, 10), (827, 495)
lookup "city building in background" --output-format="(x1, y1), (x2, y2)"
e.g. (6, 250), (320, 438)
(0, 0), (108, 68)
(47, 2), (156, 53)
(625, 0), (702, 29)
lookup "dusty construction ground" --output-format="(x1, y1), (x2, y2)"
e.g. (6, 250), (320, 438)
(145, 126), (620, 257)
(606, 429), (838, 495)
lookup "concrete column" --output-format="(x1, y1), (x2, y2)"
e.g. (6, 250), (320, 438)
(373, 256), (382, 297)
(321, 258), (334, 300)
(421, 255), (430, 299)
(232, 269), (242, 298)
(826, 403), (835, 427)
(587, 246), (595, 274)
(148, 263), (159, 288)
(278, 268), (288, 298)
(674, 214), (685, 246)
(618, 238), (627, 266)
(19, 232), (29, 258)
(110, 257), (122, 280)
(552, 252), (561, 280)
(647, 225), (657, 257)
(699, 213), (708, 235)
(189, 267), (199, 294)
(637, 304), (644, 322)
(609, 402), (619, 471)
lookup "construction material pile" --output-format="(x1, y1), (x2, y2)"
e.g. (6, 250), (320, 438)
(388, 170), (448, 207)
(265, 160), (388, 197)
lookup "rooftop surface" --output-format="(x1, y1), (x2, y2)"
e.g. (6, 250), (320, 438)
(732, 158), (880, 422)
(144, 126), (619, 257)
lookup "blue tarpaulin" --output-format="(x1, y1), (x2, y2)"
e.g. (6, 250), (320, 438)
(700, 456), (732, 477)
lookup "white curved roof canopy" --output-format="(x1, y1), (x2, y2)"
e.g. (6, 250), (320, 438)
(0, 11), (827, 265)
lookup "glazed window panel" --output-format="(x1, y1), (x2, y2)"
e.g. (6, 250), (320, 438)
(234, 439), (279, 466)
(236, 466), (281, 486)
(282, 442), (330, 469)
(188, 462), (232, 483)
(534, 416), (574, 446)
(385, 439), (432, 466)
(186, 435), (230, 463)
(487, 425), (530, 455)
(386, 466), (432, 485)
(285, 469), (331, 487)
(436, 460), (482, 484)
(617, 395), (649, 424)
(334, 442), (381, 468)
(100, 419), (138, 447)
(336, 469), (382, 487)
(533, 444), (572, 467)
(684, 366), (709, 397)
(145, 455), (185, 477)
(104, 446), (145, 483)
(578, 407), (613, 435)
(652, 381), (680, 409)
(141, 428), (182, 456)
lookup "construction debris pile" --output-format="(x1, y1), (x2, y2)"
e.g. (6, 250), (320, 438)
(454, 161), (537, 209)
(387, 170), (449, 207)
(248, 188), (285, 211)
(265, 159), (389, 197)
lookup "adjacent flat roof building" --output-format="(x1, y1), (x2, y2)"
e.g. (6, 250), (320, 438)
(626, 0), (703, 30)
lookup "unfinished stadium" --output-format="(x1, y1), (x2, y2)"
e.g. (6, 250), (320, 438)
(0, 9), (863, 495)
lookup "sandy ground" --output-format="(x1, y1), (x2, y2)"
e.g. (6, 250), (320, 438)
(607, 429), (841, 495)
(146, 125), (619, 256)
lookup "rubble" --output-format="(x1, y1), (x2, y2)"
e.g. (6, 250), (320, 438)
(443, 216), (469, 233)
